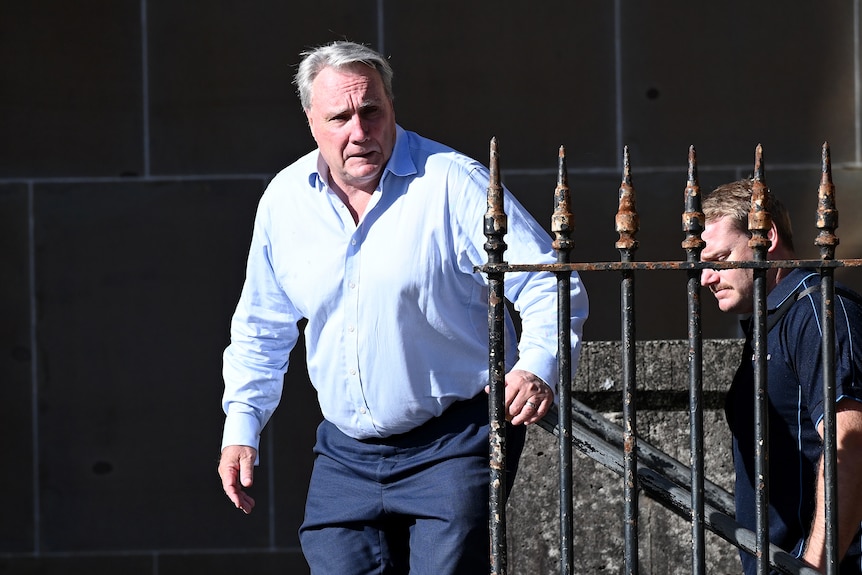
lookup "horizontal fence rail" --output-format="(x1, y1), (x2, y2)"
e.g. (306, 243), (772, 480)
(479, 141), (847, 575)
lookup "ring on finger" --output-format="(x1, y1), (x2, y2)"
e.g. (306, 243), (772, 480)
(525, 400), (538, 410)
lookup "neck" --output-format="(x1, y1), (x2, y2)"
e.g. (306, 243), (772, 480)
(768, 247), (796, 291)
(328, 177), (376, 225)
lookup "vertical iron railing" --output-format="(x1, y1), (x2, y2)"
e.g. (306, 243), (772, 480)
(551, 146), (575, 575)
(681, 145), (706, 575)
(485, 137), (509, 575)
(749, 146), (773, 575)
(482, 140), (854, 575)
(815, 142), (839, 575)
(615, 147), (639, 575)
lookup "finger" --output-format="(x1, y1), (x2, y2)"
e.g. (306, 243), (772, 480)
(218, 448), (257, 513)
(237, 491), (256, 514)
(509, 385), (543, 412)
(220, 466), (244, 508)
(511, 391), (552, 425)
(239, 455), (255, 488)
(218, 458), (239, 493)
(486, 384), (515, 421)
(222, 474), (257, 514)
(228, 489), (256, 514)
(509, 398), (537, 425)
(532, 395), (552, 420)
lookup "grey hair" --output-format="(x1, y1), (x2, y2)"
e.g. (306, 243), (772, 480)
(293, 41), (394, 111)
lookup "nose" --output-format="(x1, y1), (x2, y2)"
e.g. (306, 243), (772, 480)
(701, 267), (720, 287)
(349, 115), (369, 143)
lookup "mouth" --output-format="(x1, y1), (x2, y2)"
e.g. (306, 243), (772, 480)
(347, 149), (379, 161)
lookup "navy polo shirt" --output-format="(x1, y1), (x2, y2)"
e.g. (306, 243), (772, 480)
(726, 268), (862, 574)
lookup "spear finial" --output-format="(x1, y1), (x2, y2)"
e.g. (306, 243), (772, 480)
(814, 141), (839, 260)
(615, 146), (640, 256)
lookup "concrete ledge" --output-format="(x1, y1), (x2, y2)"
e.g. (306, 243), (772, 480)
(508, 339), (744, 574)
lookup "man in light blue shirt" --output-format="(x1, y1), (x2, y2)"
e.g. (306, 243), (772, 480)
(217, 40), (589, 575)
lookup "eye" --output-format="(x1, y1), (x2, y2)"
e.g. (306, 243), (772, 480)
(701, 251), (728, 264)
(360, 106), (381, 119)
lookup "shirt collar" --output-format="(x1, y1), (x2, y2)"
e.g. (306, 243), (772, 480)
(767, 267), (819, 311)
(308, 124), (416, 190)
(382, 125), (418, 179)
(311, 153), (330, 189)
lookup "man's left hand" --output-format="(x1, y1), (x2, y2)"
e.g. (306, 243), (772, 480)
(485, 369), (554, 425)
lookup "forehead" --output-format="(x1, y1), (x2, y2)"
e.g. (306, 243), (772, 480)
(702, 216), (749, 258)
(310, 64), (386, 108)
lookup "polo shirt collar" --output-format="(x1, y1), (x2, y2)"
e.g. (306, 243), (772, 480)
(767, 267), (819, 311)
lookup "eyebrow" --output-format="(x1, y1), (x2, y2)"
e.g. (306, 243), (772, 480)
(357, 98), (385, 110)
(324, 97), (384, 119)
(700, 246), (728, 261)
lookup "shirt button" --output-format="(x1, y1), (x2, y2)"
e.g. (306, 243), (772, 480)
(360, 407), (367, 414)
(349, 368), (356, 375)
(351, 239), (357, 245)
(349, 282), (356, 289)
(348, 325), (355, 332)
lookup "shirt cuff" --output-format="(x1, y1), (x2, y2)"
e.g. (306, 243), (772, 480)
(512, 351), (558, 395)
(221, 410), (263, 454)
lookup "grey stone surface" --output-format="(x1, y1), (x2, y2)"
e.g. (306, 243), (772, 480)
(508, 339), (744, 575)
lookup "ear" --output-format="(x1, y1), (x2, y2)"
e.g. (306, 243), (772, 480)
(766, 222), (780, 254)
(304, 110), (317, 143)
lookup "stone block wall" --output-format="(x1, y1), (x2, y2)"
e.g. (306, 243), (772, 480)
(508, 339), (744, 575)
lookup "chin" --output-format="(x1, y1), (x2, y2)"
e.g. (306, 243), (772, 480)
(723, 303), (751, 316)
(348, 166), (382, 181)
(715, 298), (741, 314)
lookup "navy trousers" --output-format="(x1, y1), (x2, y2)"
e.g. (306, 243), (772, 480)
(299, 394), (526, 575)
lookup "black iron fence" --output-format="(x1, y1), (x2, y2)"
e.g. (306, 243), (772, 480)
(478, 140), (862, 575)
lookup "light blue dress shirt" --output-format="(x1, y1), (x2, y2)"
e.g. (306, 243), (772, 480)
(222, 126), (589, 448)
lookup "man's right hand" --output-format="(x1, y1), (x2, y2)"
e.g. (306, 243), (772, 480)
(218, 445), (257, 514)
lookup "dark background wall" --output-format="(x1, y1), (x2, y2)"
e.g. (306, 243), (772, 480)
(2, 1), (862, 573)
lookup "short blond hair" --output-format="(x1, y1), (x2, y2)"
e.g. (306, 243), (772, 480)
(703, 179), (795, 251)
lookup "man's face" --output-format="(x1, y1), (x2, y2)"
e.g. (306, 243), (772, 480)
(701, 216), (756, 315)
(305, 63), (396, 193)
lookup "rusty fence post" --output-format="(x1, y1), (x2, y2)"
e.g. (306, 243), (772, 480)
(747, 145), (773, 575)
(615, 146), (640, 575)
(815, 142), (839, 575)
(552, 146), (576, 575)
(682, 145), (706, 575)
(484, 137), (509, 575)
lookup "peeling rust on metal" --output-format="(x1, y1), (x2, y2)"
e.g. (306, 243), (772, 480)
(615, 146), (640, 253)
(552, 146), (575, 258)
(476, 258), (862, 275)
(483, 137), (507, 265)
(815, 142), (840, 261)
(681, 145), (706, 255)
(748, 144), (773, 253)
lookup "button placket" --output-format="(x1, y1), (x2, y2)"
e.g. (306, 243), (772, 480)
(344, 227), (370, 423)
